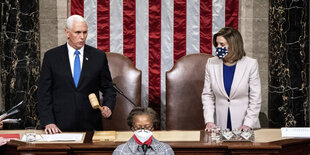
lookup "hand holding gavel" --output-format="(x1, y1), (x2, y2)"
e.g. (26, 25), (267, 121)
(88, 93), (112, 118)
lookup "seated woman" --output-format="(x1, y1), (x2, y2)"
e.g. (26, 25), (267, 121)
(113, 107), (174, 155)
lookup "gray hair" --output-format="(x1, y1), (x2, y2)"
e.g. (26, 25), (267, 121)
(66, 15), (87, 29)
(127, 107), (159, 130)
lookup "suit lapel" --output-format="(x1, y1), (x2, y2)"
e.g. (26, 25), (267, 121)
(61, 44), (76, 88)
(230, 56), (247, 97)
(77, 45), (90, 88)
(214, 59), (228, 98)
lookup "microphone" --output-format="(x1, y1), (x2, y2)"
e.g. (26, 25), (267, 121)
(112, 83), (136, 106)
(2, 118), (22, 124)
(88, 93), (104, 112)
(0, 101), (24, 121)
(141, 144), (149, 155)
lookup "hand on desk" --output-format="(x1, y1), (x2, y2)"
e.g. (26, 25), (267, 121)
(0, 137), (10, 146)
(205, 122), (216, 132)
(45, 123), (62, 134)
(239, 125), (251, 131)
(101, 106), (112, 118)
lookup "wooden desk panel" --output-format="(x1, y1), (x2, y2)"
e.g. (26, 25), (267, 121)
(1, 129), (310, 155)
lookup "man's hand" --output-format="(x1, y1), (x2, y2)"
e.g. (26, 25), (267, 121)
(45, 124), (62, 134)
(101, 106), (112, 118)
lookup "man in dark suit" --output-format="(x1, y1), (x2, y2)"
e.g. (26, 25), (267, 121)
(37, 15), (116, 134)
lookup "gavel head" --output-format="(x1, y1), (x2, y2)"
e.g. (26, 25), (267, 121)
(88, 93), (100, 109)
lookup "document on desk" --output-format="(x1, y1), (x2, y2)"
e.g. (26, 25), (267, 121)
(281, 127), (310, 138)
(21, 133), (85, 143)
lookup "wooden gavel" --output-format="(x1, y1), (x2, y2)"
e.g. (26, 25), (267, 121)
(88, 93), (104, 112)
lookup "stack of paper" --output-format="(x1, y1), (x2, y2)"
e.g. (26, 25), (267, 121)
(281, 127), (310, 138)
(21, 133), (84, 142)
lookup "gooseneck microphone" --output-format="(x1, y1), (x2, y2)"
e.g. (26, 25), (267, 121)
(0, 101), (24, 121)
(112, 83), (136, 106)
(142, 144), (149, 155)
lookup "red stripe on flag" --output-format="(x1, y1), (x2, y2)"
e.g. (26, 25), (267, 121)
(149, 0), (161, 113)
(225, 0), (239, 29)
(71, 0), (84, 16)
(173, 0), (187, 62)
(123, 0), (136, 63)
(200, 0), (213, 54)
(97, 0), (110, 52)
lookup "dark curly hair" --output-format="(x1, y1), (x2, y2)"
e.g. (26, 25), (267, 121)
(127, 107), (160, 130)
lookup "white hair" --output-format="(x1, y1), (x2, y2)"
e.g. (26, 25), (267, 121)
(66, 15), (87, 29)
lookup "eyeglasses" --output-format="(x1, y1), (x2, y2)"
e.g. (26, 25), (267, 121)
(132, 125), (153, 131)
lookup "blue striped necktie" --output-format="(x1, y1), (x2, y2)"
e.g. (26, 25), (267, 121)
(74, 50), (81, 87)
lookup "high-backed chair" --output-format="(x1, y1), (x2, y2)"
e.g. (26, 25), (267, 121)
(166, 53), (213, 130)
(102, 52), (141, 131)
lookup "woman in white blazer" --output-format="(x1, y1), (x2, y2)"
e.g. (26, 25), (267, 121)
(202, 27), (261, 131)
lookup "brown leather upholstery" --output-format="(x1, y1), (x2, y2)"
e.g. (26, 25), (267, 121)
(102, 52), (141, 131)
(166, 53), (213, 130)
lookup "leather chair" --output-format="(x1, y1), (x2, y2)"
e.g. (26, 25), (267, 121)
(102, 52), (141, 131)
(166, 53), (212, 130)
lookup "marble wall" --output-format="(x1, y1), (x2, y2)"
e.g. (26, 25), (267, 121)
(269, 0), (309, 127)
(0, 0), (40, 128)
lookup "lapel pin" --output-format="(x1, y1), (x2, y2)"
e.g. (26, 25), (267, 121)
(85, 57), (88, 61)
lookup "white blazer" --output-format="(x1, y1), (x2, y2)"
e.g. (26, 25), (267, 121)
(202, 56), (261, 129)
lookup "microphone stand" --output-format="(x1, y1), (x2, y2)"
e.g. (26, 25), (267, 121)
(112, 83), (136, 106)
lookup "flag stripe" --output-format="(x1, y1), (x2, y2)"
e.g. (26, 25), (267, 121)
(149, 0), (161, 112)
(173, 0), (187, 63)
(84, 0), (97, 48)
(71, 0), (83, 16)
(225, 0), (239, 29)
(212, 0), (225, 55)
(136, 0), (149, 105)
(123, 0), (136, 63)
(97, 0), (110, 52)
(110, 0), (123, 54)
(200, 0), (213, 54)
(186, 0), (200, 55)
(161, 0), (174, 126)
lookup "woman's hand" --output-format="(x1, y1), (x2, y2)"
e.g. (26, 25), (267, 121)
(205, 122), (216, 132)
(239, 125), (251, 131)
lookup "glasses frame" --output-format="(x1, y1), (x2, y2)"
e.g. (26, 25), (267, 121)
(132, 125), (153, 131)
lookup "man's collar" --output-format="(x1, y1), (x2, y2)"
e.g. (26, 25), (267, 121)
(67, 43), (84, 56)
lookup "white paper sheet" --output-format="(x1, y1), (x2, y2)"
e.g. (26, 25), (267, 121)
(22, 133), (84, 142)
(281, 127), (310, 138)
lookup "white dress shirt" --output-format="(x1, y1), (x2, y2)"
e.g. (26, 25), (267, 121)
(67, 43), (84, 77)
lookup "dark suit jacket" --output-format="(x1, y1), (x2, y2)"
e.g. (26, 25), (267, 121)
(37, 44), (116, 131)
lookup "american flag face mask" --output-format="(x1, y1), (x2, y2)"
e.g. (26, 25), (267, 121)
(216, 47), (228, 59)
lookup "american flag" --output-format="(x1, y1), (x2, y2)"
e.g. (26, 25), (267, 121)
(71, 0), (239, 115)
